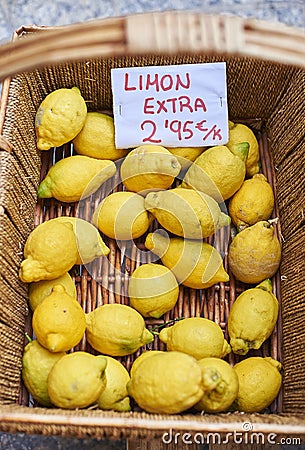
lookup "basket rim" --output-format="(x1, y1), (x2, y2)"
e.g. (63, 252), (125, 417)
(0, 11), (304, 83)
(1, 405), (305, 436)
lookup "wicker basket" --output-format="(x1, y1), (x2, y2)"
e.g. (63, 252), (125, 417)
(0, 11), (305, 445)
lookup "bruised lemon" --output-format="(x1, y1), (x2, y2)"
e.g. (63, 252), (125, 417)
(195, 358), (239, 413)
(32, 285), (86, 352)
(47, 352), (107, 409)
(128, 263), (179, 318)
(73, 112), (128, 161)
(22, 340), (65, 406)
(127, 351), (204, 414)
(85, 303), (154, 356)
(159, 317), (231, 359)
(35, 87), (87, 150)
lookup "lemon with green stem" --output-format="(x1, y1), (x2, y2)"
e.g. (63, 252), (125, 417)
(38, 155), (116, 202)
(227, 120), (260, 177)
(85, 303), (154, 356)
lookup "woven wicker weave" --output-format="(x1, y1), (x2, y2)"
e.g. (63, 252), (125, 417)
(0, 11), (305, 443)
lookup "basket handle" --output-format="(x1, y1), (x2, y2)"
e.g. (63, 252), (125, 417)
(0, 11), (304, 81)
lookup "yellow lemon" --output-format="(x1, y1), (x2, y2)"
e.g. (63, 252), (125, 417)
(182, 142), (249, 201)
(228, 220), (281, 284)
(38, 155), (116, 202)
(35, 87), (87, 150)
(47, 351), (107, 409)
(195, 358), (239, 413)
(227, 120), (260, 177)
(73, 112), (128, 160)
(53, 216), (110, 264)
(159, 317), (231, 359)
(130, 351), (164, 378)
(32, 285), (86, 352)
(120, 145), (181, 194)
(145, 230), (229, 289)
(19, 219), (78, 283)
(127, 351), (204, 414)
(229, 174), (275, 230)
(22, 340), (65, 406)
(128, 263), (179, 318)
(167, 146), (206, 170)
(28, 272), (76, 311)
(145, 188), (230, 239)
(92, 191), (152, 240)
(85, 303), (154, 356)
(228, 279), (279, 355)
(233, 357), (282, 412)
(98, 356), (131, 412)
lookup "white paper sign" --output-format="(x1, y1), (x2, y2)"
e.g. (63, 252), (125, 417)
(111, 62), (228, 149)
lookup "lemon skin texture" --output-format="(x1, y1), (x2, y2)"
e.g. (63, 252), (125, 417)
(85, 303), (154, 357)
(22, 340), (65, 406)
(35, 87), (87, 150)
(159, 317), (231, 360)
(47, 352), (107, 409)
(233, 357), (282, 413)
(32, 285), (86, 352)
(127, 351), (205, 414)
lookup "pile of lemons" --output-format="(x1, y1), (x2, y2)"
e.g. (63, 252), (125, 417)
(20, 86), (282, 414)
